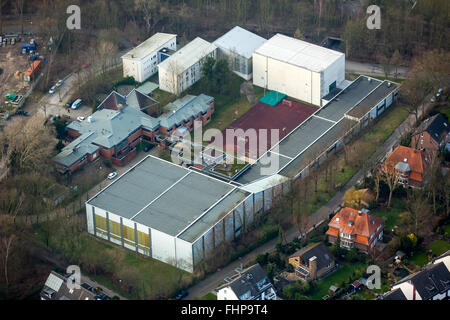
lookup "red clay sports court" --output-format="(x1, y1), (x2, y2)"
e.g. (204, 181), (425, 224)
(210, 99), (317, 161)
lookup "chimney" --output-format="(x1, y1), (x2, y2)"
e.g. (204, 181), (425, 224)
(309, 256), (317, 280)
(358, 210), (362, 216)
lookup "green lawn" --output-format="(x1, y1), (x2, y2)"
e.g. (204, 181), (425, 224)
(308, 263), (365, 300)
(427, 240), (450, 256)
(203, 96), (254, 132)
(371, 199), (405, 230)
(409, 252), (429, 267)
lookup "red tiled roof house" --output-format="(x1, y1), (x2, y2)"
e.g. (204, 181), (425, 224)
(326, 207), (384, 253)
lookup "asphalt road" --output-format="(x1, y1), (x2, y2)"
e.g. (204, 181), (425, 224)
(346, 60), (408, 79)
(184, 95), (435, 300)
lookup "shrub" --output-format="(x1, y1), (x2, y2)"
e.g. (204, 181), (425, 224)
(114, 76), (136, 87)
(104, 159), (112, 168)
(256, 253), (269, 266)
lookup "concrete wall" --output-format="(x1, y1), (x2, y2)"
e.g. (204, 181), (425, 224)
(321, 55), (345, 98)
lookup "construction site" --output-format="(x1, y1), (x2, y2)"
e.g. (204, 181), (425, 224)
(0, 33), (46, 123)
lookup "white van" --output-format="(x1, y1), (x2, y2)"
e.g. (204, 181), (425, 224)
(71, 99), (83, 109)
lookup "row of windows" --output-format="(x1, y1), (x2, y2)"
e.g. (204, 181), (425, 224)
(94, 215), (150, 248)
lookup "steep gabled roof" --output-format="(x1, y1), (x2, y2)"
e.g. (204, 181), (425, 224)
(218, 264), (273, 300)
(385, 146), (425, 181)
(383, 288), (407, 300)
(395, 262), (450, 300)
(414, 113), (449, 143)
(290, 242), (334, 270)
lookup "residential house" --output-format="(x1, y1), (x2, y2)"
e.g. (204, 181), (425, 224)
(158, 37), (217, 95)
(53, 89), (214, 173)
(213, 26), (266, 80)
(121, 33), (177, 83)
(326, 207), (384, 253)
(217, 264), (277, 300)
(288, 242), (336, 281)
(41, 271), (104, 300)
(411, 113), (449, 160)
(384, 145), (427, 188)
(383, 250), (450, 300)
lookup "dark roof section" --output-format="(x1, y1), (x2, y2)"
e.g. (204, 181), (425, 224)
(98, 91), (127, 110)
(414, 113), (449, 143)
(396, 262), (450, 300)
(290, 242), (334, 270)
(383, 288), (407, 300)
(223, 264), (273, 300)
(40, 271), (97, 300)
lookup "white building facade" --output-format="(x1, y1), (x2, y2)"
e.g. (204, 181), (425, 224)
(122, 33), (177, 83)
(158, 37), (217, 95)
(253, 34), (345, 107)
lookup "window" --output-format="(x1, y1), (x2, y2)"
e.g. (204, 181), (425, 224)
(95, 214), (106, 231)
(137, 231), (149, 248)
(109, 220), (121, 241)
(123, 225), (135, 245)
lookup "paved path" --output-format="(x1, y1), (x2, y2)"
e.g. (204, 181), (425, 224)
(184, 96), (435, 300)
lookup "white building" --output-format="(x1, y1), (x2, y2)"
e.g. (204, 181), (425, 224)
(253, 34), (345, 106)
(122, 33), (177, 83)
(213, 26), (266, 80)
(85, 155), (258, 273)
(217, 264), (277, 300)
(158, 37), (217, 95)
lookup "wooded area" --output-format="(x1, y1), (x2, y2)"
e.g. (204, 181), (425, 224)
(1, 0), (448, 63)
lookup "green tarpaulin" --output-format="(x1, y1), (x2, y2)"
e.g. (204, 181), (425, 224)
(259, 90), (286, 106)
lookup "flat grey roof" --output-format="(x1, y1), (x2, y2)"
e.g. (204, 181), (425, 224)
(279, 118), (356, 178)
(315, 76), (382, 122)
(277, 116), (334, 158)
(87, 156), (249, 242)
(346, 81), (398, 119)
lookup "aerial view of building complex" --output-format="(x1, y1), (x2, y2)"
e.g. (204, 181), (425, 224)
(0, 0), (448, 316)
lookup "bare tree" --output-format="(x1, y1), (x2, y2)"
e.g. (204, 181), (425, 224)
(378, 163), (400, 208)
(13, 0), (25, 35)
(0, 116), (55, 175)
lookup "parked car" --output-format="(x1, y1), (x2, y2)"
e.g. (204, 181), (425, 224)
(81, 62), (91, 69)
(65, 99), (75, 108)
(55, 79), (64, 88)
(48, 86), (56, 94)
(175, 290), (188, 300)
(108, 172), (117, 180)
(15, 110), (30, 116)
(71, 99), (83, 109)
(77, 116), (85, 122)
